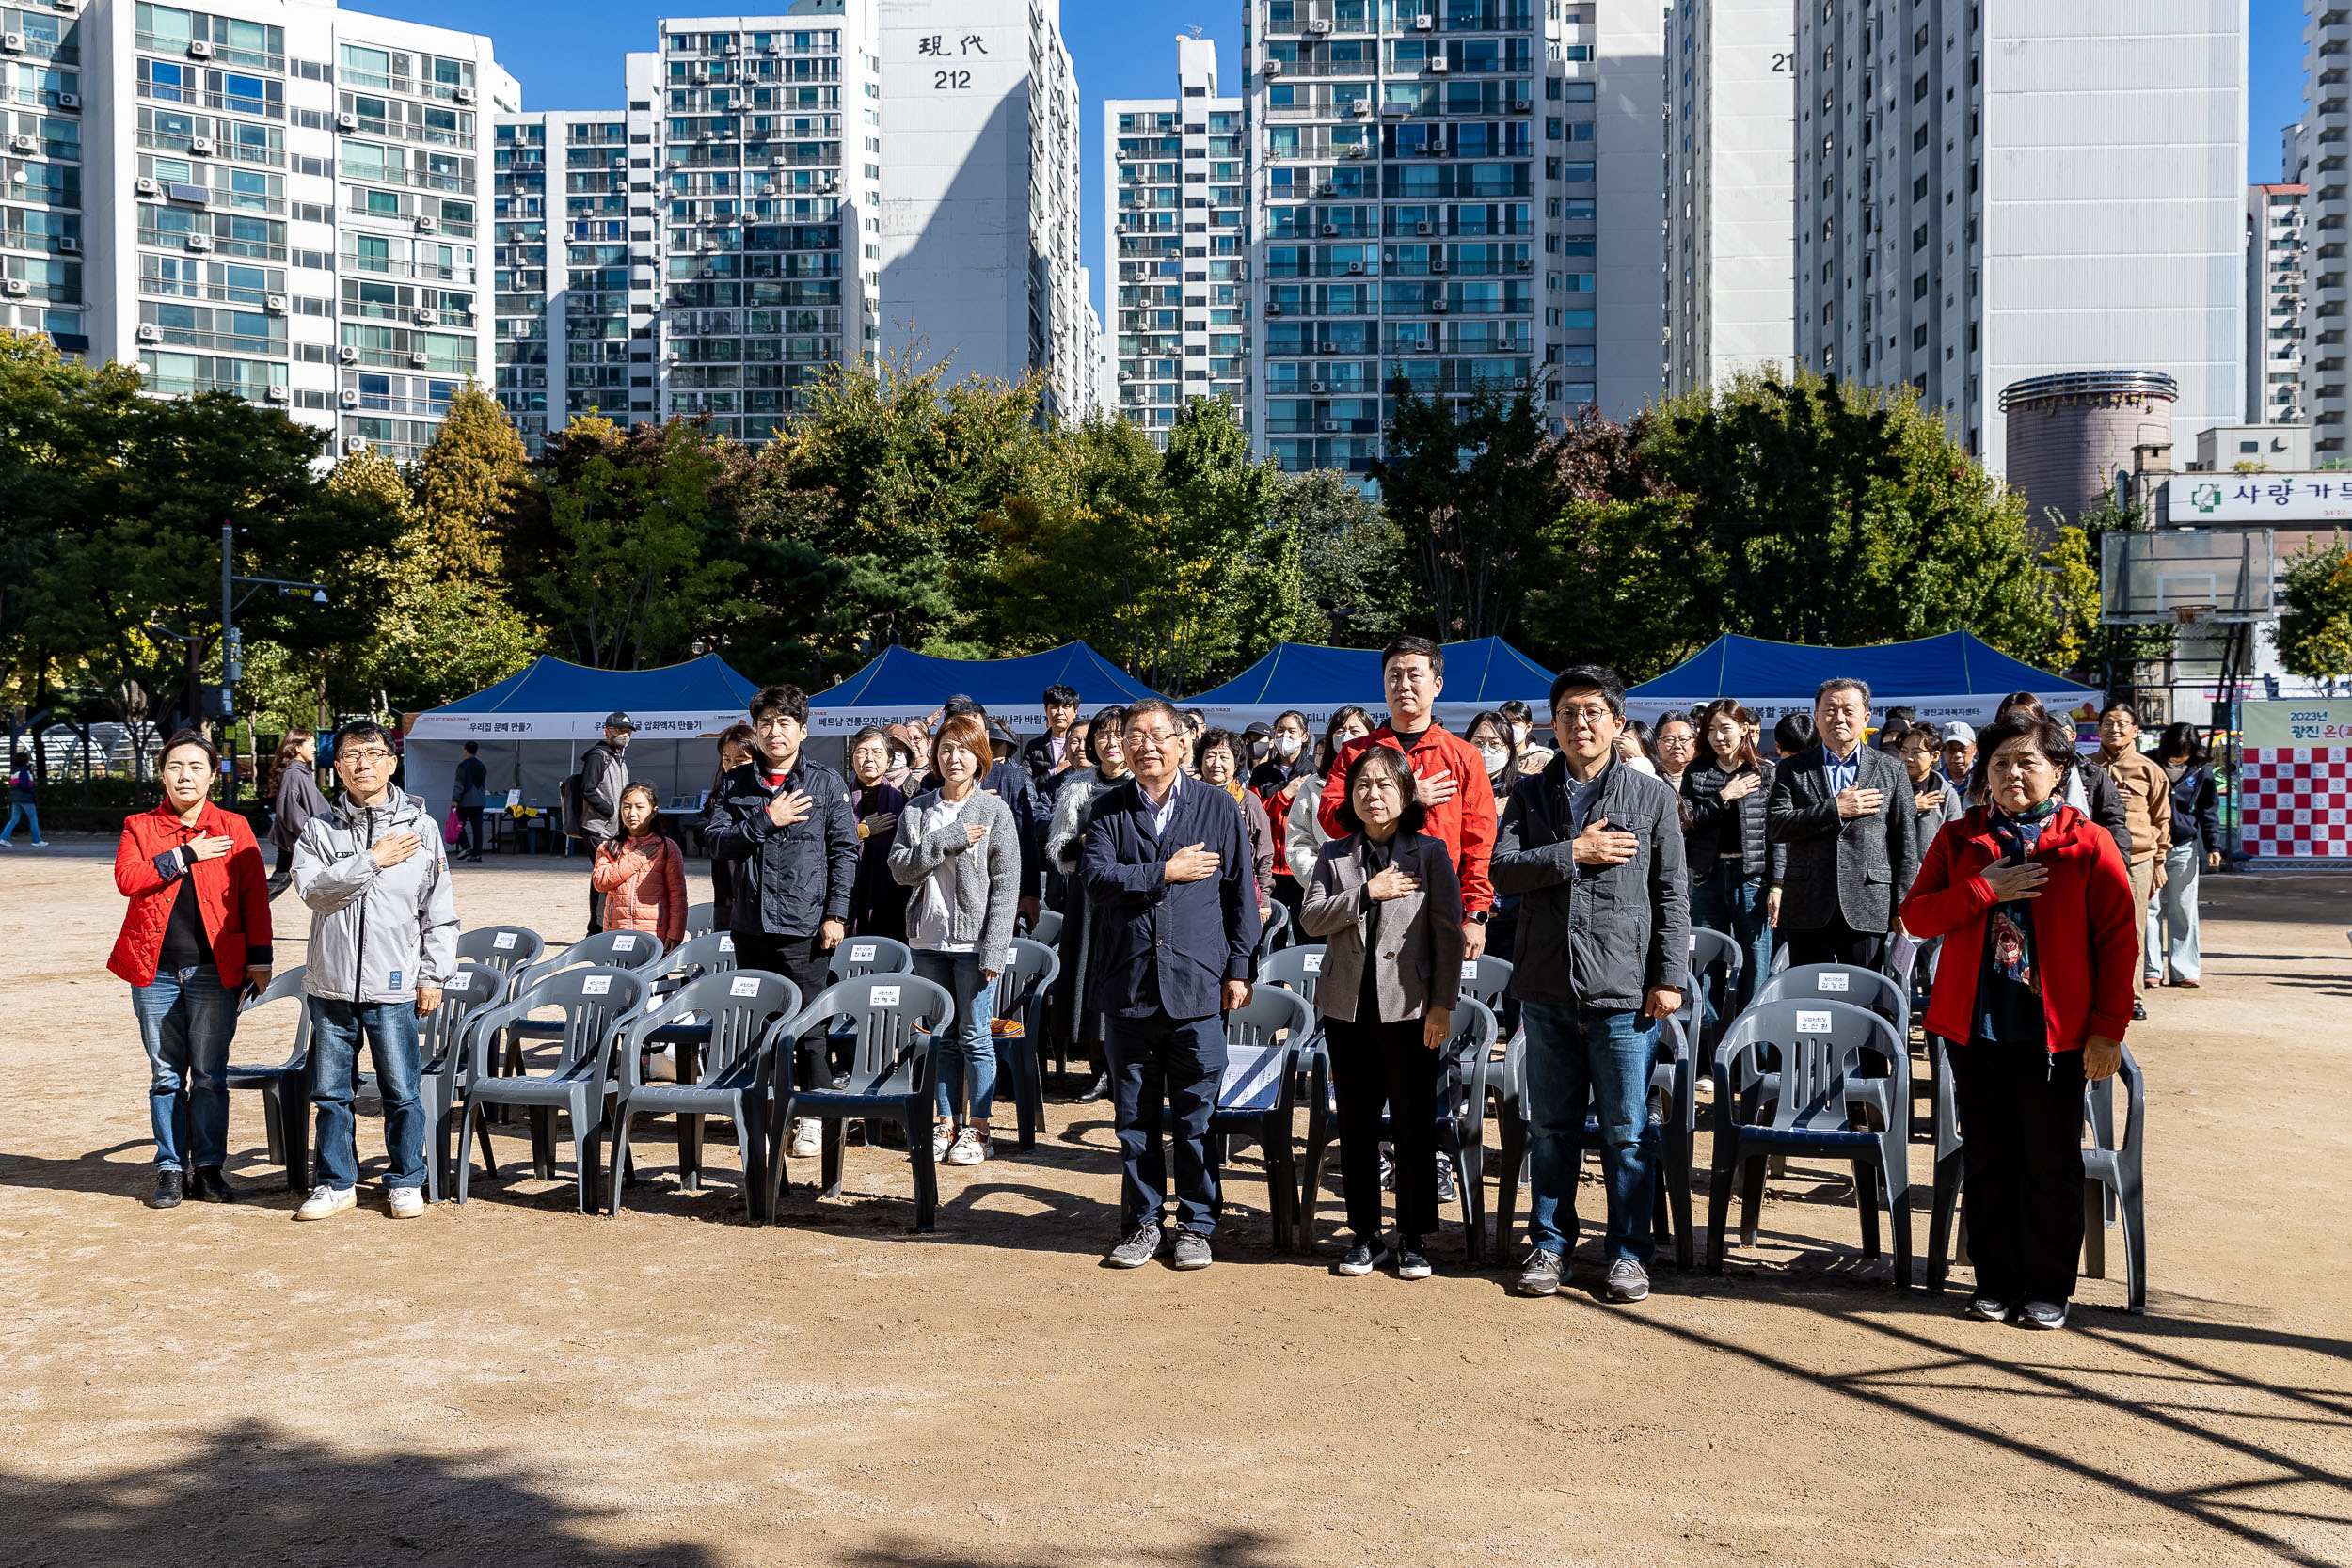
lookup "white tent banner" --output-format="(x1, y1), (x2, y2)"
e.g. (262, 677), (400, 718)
(808, 705), (1067, 736)
(1186, 701), (1515, 734)
(1623, 689), (2098, 732)
(405, 709), (749, 742)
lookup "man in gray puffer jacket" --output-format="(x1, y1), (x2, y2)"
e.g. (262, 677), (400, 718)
(291, 721), (460, 1223)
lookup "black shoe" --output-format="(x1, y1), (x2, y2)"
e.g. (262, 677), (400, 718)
(1334, 1241), (1387, 1276)
(147, 1169), (183, 1209)
(2131, 1000), (2148, 1021)
(1433, 1154), (1458, 1204)
(1395, 1237), (1433, 1280)
(190, 1167), (235, 1203)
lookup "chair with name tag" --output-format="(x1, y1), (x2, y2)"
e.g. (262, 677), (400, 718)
(605, 969), (802, 1220)
(763, 974), (954, 1230)
(1205, 984), (1315, 1248)
(455, 965), (647, 1214)
(1457, 953), (1514, 1020)
(989, 937), (1061, 1149)
(651, 929), (739, 995)
(1707, 999), (1912, 1286)
(456, 926), (546, 1000)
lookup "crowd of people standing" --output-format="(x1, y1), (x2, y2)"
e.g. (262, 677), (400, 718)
(104, 643), (2219, 1328)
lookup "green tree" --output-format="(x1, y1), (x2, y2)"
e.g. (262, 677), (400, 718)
(1523, 495), (1704, 679)
(1283, 469), (1418, 647)
(409, 383), (531, 580)
(1371, 383), (1554, 641)
(706, 451), (855, 689)
(2275, 532), (2352, 682)
(2038, 525), (2103, 680)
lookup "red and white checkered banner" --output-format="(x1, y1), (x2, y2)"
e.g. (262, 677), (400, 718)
(2241, 747), (2352, 859)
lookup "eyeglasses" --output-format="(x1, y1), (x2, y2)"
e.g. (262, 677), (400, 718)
(340, 749), (394, 766)
(1555, 705), (1613, 730)
(1126, 727), (1184, 749)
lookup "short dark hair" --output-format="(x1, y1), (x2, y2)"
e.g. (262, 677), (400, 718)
(1653, 709), (1694, 736)
(1884, 705), (1918, 725)
(2100, 699), (2137, 721)
(849, 723), (891, 751)
(9, 751), (27, 769)
(1773, 712), (1816, 754)
(1381, 635), (1445, 678)
(1968, 710), (2079, 800)
(1816, 677), (1872, 708)
(1335, 743), (1428, 836)
(1498, 699), (1534, 726)
(1318, 705), (1375, 773)
(1994, 689), (2043, 721)
(160, 728), (220, 771)
(463, 740), (479, 755)
(1124, 696), (1182, 732)
(1041, 684), (1079, 708)
(331, 720), (391, 754)
(750, 684), (809, 724)
(941, 694), (986, 720)
(1196, 727), (1240, 767)
(2154, 721), (2209, 767)
(1086, 705), (1129, 765)
(1548, 664), (1625, 720)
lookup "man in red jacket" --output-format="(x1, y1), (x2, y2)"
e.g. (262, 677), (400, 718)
(1317, 636), (1497, 960)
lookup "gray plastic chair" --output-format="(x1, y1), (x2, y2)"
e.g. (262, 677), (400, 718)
(650, 929), (739, 995)
(828, 935), (914, 983)
(1027, 906), (1063, 946)
(683, 900), (716, 938)
(1684, 926), (1743, 1058)
(1456, 953), (1514, 1016)
(455, 965), (646, 1213)
(606, 969), (802, 1219)
(220, 966), (313, 1192)
(1254, 897), (1292, 959)
(990, 936), (1061, 1149)
(418, 964), (505, 1203)
(1206, 984), (1315, 1247)
(1753, 961), (1911, 1038)
(1708, 999), (1912, 1286)
(763, 974), (955, 1230)
(1295, 995), (1496, 1260)
(1257, 942), (1328, 1056)
(455, 925), (545, 998)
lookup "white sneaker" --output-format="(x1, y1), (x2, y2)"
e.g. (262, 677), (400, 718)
(788, 1118), (821, 1159)
(295, 1184), (356, 1221)
(387, 1186), (426, 1219)
(931, 1122), (955, 1161)
(945, 1126), (988, 1166)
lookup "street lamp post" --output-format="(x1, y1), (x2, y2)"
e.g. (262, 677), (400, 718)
(216, 521), (327, 806)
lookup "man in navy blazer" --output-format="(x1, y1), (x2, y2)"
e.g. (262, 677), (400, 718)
(1080, 696), (1263, 1271)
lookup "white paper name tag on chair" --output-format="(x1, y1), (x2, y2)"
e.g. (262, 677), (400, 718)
(582, 975), (612, 996)
(870, 984), (900, 1006)
(1816, 972), (1849, 992)
(718, 935), (734, 952)
(730, 975), (760, 997)
(1461, 960), (1480, 982)
(1303, 952), (1323, 973)
(493, 931), (517, 950)
(850, 943), (876, 962)
(1796, 1009), (1833, 1034)
(612, 935), (636, 952)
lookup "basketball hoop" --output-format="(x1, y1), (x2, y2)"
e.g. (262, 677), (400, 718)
(2174, 604), (2211, 626)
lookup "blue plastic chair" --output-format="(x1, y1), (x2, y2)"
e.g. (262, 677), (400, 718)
(455, 965), (647, 1213)
(762, 974), (954, 1230)
(605, 969), (802, 1219)
(1205, 985), (1315, 1247)
(1708, 999), (1912, 1286)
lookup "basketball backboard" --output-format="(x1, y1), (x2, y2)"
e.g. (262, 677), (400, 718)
(2100, 527), (2277, 625)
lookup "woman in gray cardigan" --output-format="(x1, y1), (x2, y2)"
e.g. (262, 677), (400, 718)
(1301, 745), (1465, 1281)
(888, 712), (1023, 1166)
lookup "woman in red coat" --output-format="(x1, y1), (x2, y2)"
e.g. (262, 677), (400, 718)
(110, 731), (273, 1210)
(1900, 708), (2135, 1331)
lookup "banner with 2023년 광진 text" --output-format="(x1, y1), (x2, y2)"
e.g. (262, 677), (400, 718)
(2239, 701), (2352, 860)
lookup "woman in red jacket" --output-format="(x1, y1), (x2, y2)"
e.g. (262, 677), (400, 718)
(110, 731), (273, 1210)
(1900, 708), (2135, 1331)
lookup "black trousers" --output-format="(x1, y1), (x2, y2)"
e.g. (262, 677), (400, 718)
(586, 833), (612, 934)
(456, 805), (483, 857)
(1780, 911), (1886, 972)
(1327, 1011), (1440, 1243)
(733, 931), (834, 1092)
(1951, 1038), (2086, 1304)
(1104, 1010), (1227, 1235)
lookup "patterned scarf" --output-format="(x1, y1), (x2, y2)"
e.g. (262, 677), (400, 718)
(1982, 796), (2060, 991)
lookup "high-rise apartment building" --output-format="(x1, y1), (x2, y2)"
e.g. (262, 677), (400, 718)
(2247, 182), (2306, 429)
(1103, 34), (1246, 451)
(2300, 4), (2350, 454)
(1792, 1), (2245, 469)
(878, 0), (1087, 417)
(1662, 0), (1795, 397)
(5, 0), (513, 459)
(1242, 0), (1661, 477)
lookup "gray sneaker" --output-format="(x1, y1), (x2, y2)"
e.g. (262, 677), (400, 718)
(1105, 1222), (1161, 1269)
(2015, 1299), (2069, 1330)
(1516, 1245), (1563, 1296)
(1602, 1257), (1650, 1303)
(1170, 1230), (1213, 1271)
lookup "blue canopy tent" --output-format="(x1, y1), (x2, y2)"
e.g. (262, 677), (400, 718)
(1624, 631), (2099, 734)
(1186, 638), (1556, 730)
(404, 654), (761, 819)
(805, 641), (1163, 737)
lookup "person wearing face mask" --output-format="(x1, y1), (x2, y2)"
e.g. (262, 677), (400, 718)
(844, 724), (910, 941)
(1198, 728), (1277, 925)
(700, 724), (755, 933)
(579, 712), (634, 934)
(1500, 699), (1553, 773)
(1464, 711), (1526, 1041)
(1248, 710), (1316, 927)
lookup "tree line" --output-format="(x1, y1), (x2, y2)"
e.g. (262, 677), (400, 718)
(13, 326), (2273, 767)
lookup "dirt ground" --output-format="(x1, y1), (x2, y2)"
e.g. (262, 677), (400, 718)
(3, 840), (2349, 1568)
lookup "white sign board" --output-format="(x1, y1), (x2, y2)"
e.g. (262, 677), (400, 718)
(407, 708), (752, 741)
(2165, 473), (2352, 523)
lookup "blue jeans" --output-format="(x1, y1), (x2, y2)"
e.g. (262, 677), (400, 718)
(133, 966), (236, 1171)
(1689, 861), (1772, 1016)
(914, 950), (998, 1120)
(308, 997), (425, 1191)
(1105, 1010), (1228, 1235)
(2149, 843), (2201, 983)
(1523, 1001), (1658, 1261)
(1, 801), (40, 843)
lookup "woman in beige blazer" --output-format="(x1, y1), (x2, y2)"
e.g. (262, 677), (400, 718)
(1301, 746), (1466, 1280)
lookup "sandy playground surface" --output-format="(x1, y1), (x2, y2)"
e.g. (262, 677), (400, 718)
(2, 841), (2349, 1568)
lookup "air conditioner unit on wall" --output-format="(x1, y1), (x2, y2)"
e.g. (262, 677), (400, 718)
(338, 345), (360, 363)
(136, 323), (162, 342)
(264, 384), (288, 401)
(336, 111), (358, 131)
(185, 232), (213, 250)
(56, 90), (78, 110)
(340, 389), (358, 407)
(1, 278), (26, 297)
(187, 39), (213, 58)
(409, 352), (429, 366)
(0, 33), (24, 54)
(455, 85), (477, 103)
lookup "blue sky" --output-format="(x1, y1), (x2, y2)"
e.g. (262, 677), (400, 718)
(353, 0), (2301, 320)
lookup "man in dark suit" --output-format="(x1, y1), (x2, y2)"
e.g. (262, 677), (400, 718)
(1080, 695), (1263, 1272)
(1766, 678), (1920, 970)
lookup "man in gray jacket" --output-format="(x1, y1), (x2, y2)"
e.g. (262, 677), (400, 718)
(291, 721), (460, 1221)
(1492, 665), (1688, 1306)
(580, 711), (633, 933)
(1765, 678), (1920, 971)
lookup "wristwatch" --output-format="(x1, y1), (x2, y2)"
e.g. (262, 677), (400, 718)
(1466, 911), (1489, 925)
